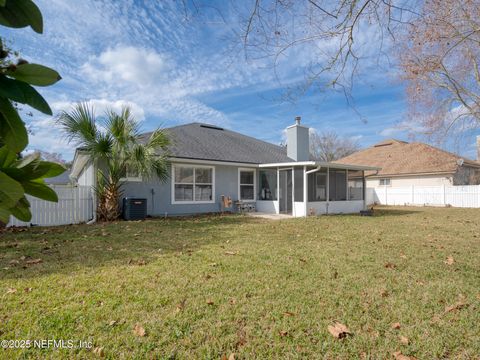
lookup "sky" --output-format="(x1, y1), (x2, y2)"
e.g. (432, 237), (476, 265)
(4, 0), (479, 161)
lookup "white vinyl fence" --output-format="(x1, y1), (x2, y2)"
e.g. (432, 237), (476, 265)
(367, 185), (480, 208)
(7, 185), (94, 227)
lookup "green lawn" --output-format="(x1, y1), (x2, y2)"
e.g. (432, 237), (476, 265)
(0, 206), (479, 359)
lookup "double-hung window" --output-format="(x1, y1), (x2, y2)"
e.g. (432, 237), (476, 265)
(379, 178), (391, 186)
(239, 168), (256, 201)
(173, 165), (214, 203)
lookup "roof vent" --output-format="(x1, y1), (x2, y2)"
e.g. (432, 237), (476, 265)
(200, 124), (224, 131)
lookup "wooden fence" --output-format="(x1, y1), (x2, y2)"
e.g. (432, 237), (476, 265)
(7, 185), (94, 227)
(366, 185), (480, 208)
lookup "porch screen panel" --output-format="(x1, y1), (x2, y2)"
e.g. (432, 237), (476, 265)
(329, 169), (347, 201)
(308, 169), (327, 201)
(294, 168), (304, 202)
(348, 170), (364, 200)
(259, 170), (277, 200)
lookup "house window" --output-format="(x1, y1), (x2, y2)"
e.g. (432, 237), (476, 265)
(379, 178), (391, 186)
(259, 169), (277, 200)
(120, 166), (142, 181)
(173, 165), (214, 203)
(239, 169), (256, 201)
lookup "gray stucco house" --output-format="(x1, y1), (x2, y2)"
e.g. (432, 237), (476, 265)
(70, 118), (377, 217)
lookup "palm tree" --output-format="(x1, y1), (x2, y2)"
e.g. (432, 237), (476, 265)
(58, 102), (170, 221)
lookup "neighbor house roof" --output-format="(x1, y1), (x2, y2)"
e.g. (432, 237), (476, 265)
(45, 168), (72, 185)
(335, 139), (480, 177)
(142, 122), (293, 164)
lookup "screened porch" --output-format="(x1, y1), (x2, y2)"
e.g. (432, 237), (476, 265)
(256, 162), (378, 217)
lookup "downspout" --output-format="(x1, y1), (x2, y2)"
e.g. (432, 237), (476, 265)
(87, 159), (97, 225)
(306, 166), (322, 175)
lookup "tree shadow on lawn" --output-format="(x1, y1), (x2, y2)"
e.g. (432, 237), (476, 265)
(0, 214), (263, 280)
(371, 207), (421, 217)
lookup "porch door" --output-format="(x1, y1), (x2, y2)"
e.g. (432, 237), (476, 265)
(279, 169), (293, 214)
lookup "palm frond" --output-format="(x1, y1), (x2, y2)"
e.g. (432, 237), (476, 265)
(57, 102), (97, 146)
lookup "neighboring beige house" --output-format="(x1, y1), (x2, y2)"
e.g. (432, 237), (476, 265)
(335, 139), (480, 187)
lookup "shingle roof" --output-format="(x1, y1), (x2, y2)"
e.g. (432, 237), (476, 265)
(142, 123), (292, 164)
(335, 139), (480, 177)
(45, 168), (72, 185)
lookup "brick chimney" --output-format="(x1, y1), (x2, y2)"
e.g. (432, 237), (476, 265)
(286, 116), (310, 161)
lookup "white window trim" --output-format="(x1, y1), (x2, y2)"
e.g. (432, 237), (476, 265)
(238, 168), (256, 202)
(171, 164), (215, 204)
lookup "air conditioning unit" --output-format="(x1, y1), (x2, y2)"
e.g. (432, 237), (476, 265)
(123, 198), (147, 220)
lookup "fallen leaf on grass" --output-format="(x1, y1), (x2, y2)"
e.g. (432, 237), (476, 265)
(92, 347), (104, 357)
(283, 311), (295, 317)
(24, 287), (32, 293)
(391, 322), (401, 330)
(224, 251), (237, 255)
(444, 256), (454, 265)
(279, 330), (289, 337)
(8, 259), (19, 265)
(133, 324), (146, 337)
(299, 258), (307, 263)
(206, 299), (214, 305)
(25, 258), (42, 265)
(384, 262), (396, 269)
(399, 336), (409, 345)
(127, 259), (146, 266)
(444, 301), (468, 313)
(108, 320), (117, 326)
(6, 288), (17, 294)
(229, 298), (236, 305)
(380, 289), (389, 297)
(328, 322), (351, 339)
(176, 299), (186, 313)
(221, 354), (235, 360)
(393, 351), (417, 360)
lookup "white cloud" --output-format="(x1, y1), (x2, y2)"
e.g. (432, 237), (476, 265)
(82, 46), (170, 85)
(51, 99), (146, 122)
(27, 118), (73, 158)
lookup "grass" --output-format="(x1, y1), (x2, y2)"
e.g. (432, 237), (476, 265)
(0, 206), (479, 359)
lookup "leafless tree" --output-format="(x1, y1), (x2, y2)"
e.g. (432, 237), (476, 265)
(34, 149), (66, 165)
(400, 0), (480, 142)
(181, 1), (480, 140)
(310, 130), (360, 161)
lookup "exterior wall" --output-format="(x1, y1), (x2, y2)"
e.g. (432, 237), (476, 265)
(307, 200), (365, 215)
(256, 200), (279, 213)
(366, 175), (453, 187)
(453, 166), (480, 185)
(293, 201), (306, 217)
(77, 160), (95, 186)
(121, 163), (256, 216)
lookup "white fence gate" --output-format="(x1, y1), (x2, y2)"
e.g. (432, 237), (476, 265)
(7, 185), (94, 227)
(366, 185), (480, 208)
